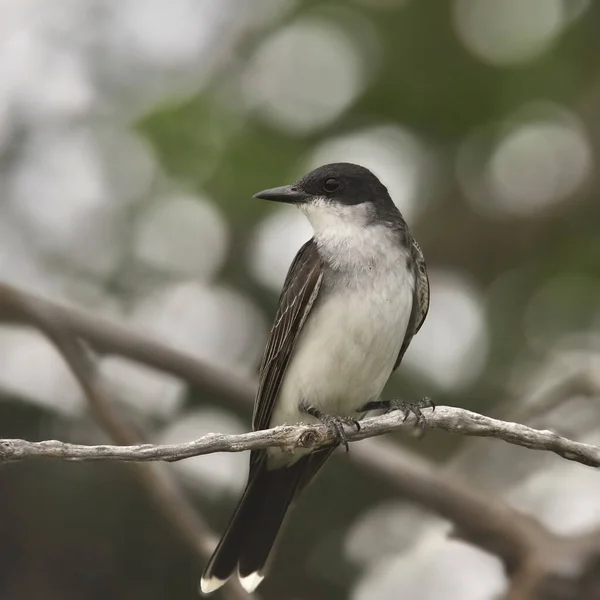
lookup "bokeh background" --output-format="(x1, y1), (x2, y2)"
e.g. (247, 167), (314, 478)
(1, 1), (600, 599)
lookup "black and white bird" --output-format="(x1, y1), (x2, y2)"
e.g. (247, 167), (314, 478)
(200, 162), (430, 594)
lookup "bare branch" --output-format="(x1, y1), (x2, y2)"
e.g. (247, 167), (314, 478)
(350, 439), (552, 572)
(0, 283), (256, 600)
(0, 282), (255, 411)
(0, 405), (598, 467)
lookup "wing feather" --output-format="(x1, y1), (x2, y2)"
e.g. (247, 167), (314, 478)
(394, 237), (429, 371)
(252, 239), (323, 433)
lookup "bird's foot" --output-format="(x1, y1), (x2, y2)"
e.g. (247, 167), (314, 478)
(300, 402), (360, 452)
(358, 396), (434, 429)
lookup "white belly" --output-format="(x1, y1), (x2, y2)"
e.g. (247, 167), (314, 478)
(270, 267), (414, 429)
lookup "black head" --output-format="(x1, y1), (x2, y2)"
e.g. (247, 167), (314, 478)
(253, 162), (398, 214)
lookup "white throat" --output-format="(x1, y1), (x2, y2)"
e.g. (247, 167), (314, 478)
(299, 197), (404, 272)
(299, 196), (370, 232)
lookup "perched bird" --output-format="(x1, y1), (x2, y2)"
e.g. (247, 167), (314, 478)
(200, 162), (430, 594)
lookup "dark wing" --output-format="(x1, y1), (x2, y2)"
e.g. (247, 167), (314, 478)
(252, 239), (323, 433)
(394, 237), (430, 370)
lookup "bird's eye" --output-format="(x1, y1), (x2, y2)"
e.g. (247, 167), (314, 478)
(323, 178), (340, 193)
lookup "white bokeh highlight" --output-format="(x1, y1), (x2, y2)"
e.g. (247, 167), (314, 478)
(458, 104), (592, 218)
(250, 206), (313, 292)
(8, 127), (125, 277)
(129, 281), (267, 373)
(0, 327), (83, 415)
(110, 0), (227, 69)
(487, 119), (591, 215)
(0, 210), (64, 296)
(509, 461), (600, 537)
(403, 270), (488, 390)
(7, 35), (94, 122)
(243, 17), (366, 134)
(134, 193), (229, 280)
(99, 357), (186, 419)
(453, 0), (566, 66)
(353, 533), (507, 600)
(345, 502), (446, 567)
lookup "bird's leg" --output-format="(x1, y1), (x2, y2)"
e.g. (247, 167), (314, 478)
(299, 402), (361, 452)
(357, 397), (435, 429)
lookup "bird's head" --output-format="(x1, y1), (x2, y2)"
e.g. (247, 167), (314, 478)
(253, 162), (401, 232)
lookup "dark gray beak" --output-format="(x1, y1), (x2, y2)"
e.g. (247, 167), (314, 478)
(253, 185), (311, 205)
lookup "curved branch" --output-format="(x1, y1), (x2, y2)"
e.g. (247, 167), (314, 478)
(1, 405), (598, 467)
(0, 283), (255, 411)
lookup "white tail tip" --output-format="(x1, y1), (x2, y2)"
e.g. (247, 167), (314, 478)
(238, 571), (264, 593)
(199, 575), (227, 595)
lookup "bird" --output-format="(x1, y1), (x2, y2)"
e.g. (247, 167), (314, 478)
(200, 162), (430, 594)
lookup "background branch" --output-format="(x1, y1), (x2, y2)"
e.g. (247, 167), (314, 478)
(0, 284), (255, 600)
(0, 283), (255, 411)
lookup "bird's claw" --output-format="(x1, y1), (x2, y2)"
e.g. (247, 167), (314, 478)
(396, 396), (435, 428)
(318, 414), (360, 452)
(319, 414), (360, 452)
(358, 396), (434, 429)
(299, 401), (361, 451)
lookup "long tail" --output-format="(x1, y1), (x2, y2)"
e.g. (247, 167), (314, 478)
(200, 448), (333, 594)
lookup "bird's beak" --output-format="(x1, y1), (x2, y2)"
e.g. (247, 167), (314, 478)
(253, 185), (311, 205)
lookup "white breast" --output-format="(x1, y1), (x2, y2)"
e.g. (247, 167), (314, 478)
(269, 220), (414, 431)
